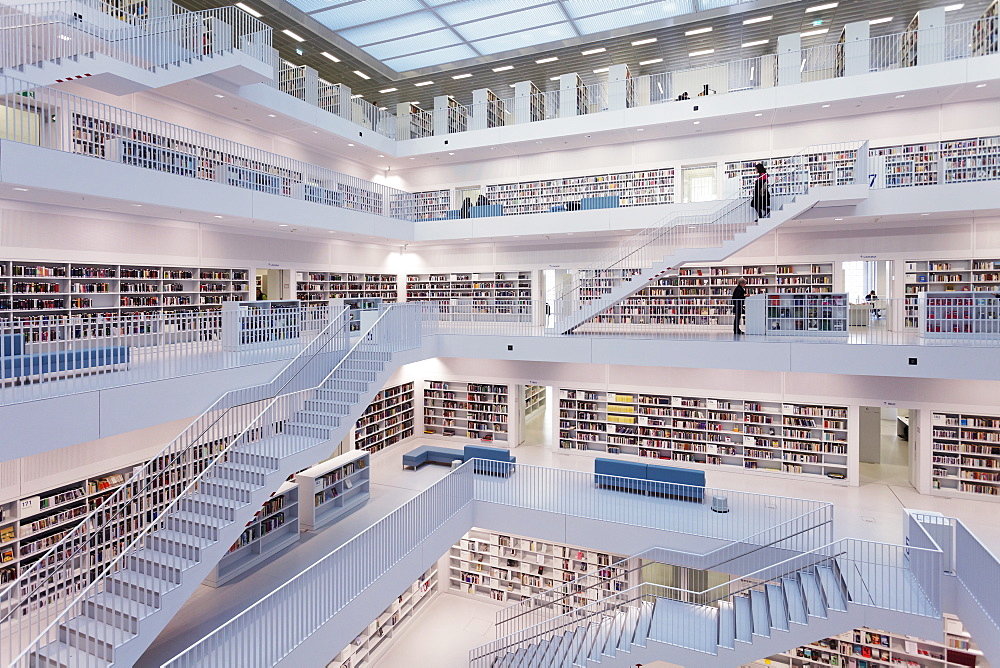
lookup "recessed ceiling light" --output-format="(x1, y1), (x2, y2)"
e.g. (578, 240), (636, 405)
(58, 34), (71, 41)
(869, 16), (893, 25)
(582, 48), (606, 55)
(379, 87), (397, 94)
(593, 67), (609, 73)
(742, 39), (769, 47)
(267, 114), (276, 117)
(353, 70), (370, 79)
(378, 154), (385, 157)
(743, 15), (772, 24)
(632, 37), (657, 46)
(800, 28), (829, 37)
(409, 157), (415, 160)
(536, 57), (558, 64)
(944, 3), (964, 10)
(414, 81), (434, 87)
(977, 83), (988, 88)
(805, 3), (838, 12)
(639, 58), (663, 65)
(452, 73), (472, 79)
(282, 29), (305, 42)
(410, 101), (419, 105)
(509, 84), (517, 88)
(689, 49), (715, 57)
(13, 187), (28, 191)
(350, 94), (363, 99)
(448, 152), (455, 155)
(921, 213), (930, 216)
(132, 204), (142, 207)
(822, 104), (830, 108)
(235, 2), (261, 17)
(895, 94), (905, 98)
(755, 113), (763, 116)
(214, 94), (225, 98)
(493, 65), (514, 72)
(550, 76), (560, 81)
(834, 218), (843, 221)
(693, 121), (700, 125)
(347, 143), (354, 146)
(279, 224), (289, 227)
(214, 215), (223, 218)
(320, 51), (340, 62)
(685, 27), (713, 36)
(636, 128), (644, 132)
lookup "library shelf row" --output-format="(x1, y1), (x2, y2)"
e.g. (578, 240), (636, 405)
(350, 382), (415, 453)
(932, 411), (1000, 499)
(296, 271), (399, 303)
(424, 379), (511, 445)
(295, 451), (371, 532)
(524, 385), (546, 418)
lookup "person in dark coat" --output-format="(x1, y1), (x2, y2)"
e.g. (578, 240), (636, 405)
(460, 197), (472, 219)
(732, 277), (747, 336)
(475, 194), (488, 206)
(751, 163), (770, 220)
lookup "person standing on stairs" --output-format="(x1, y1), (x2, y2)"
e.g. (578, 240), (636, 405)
(751, 162), (770, 220)
(732, 277), (747, 336)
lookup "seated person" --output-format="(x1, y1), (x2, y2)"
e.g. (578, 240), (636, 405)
(866, 290), (881, 318)
(676, 91), (690, 101)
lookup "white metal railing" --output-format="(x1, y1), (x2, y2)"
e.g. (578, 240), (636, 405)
(161, 460), (830, 667)
(0, 0), (273, 74)
(0, 305), (329, 405)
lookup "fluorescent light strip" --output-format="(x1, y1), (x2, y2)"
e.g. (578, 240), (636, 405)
(944, 3), (964, 10)
(743, 15), (772, 24)
(320, 52), (340, 62)
(869, 16), (893, 25)
(742, 39), (769, 47)
(593, 67), (609, 73)
(492, 65), (513, 72)
(452, 73), (472, 79)
(689, 49), (715, 57)
(800, 28), (829, 37)
(282, 29), (305, 42)
(582, 47), (606, 55)
(639, 58), (663, 65)
(685, 27), (712, 36)
(631, 37), (656, 46)
(550, 76), (560, 81)
(805, 2), (838, 12)
(536, 57), (558, 64)
(379, 87), (397, 93)
(351, 94), (363, 99)
(414, 81), (434, 87)
(353, 70), (370, 79)
(235, 2), (261, 17)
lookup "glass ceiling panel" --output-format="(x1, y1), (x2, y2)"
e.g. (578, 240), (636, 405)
(309, 0), (423, 30)
(341, 12), (446, 46)
(363, 29), (462, 60)
(471, 22), (575, 54)
(284, 0), (353, 15)
(561, 0), (658, 20)
(384, 44), (479, 71)
(452, 4), (567, 42)
(436, 0), (555, 25)
(574, 0), (693, 33)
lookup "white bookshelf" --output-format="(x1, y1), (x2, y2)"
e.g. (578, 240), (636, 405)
(524, 385), (546, 418)
(296, 451), (371, 532)
(920, 292), (1000, 339)
(423, 380), (510, 445)
(557, 389), (850, 483)
(406, 271), (533, 320)
(973, 0), (998, 56)
(351, 381), (415, 453)
(931, 411), (1000, 498)
(295, 272), (398, 303)
(327, 567), (438, 668)
(204, 480), (300, 588)
(483, 169), (674, 215)
(762, 293), (848, 336)
(390, 189), (451, 221)
(221, 299), (299, 351)
(448, 528), (629, 608)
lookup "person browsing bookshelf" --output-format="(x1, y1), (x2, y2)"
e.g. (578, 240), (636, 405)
(751, 163), (770, 220)
(732, 277), (747, 336)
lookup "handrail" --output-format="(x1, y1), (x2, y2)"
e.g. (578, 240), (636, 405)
(0, 306), (350, 654)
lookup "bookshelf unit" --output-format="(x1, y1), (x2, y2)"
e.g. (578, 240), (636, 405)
(296, 451), (371, 532)
(932, 411), (1000, 498)
(725, 149), (857, 195)
(423, 380), (510, 445)
(351, 381), (415, 453)
(0, 259), (249, 322)
(204, 480), (300, 588)
(941, 136), (1000, 184)
(973, 0), (998, 56)
(902, 13), (920, 67)
(448, 529), (629, 607)
(393, 189), (451, 221)
(221, 299), (299, 351)
(904, 258), (1000, 327)
(920, 292), (1000, 338)
(524, 385), (546, 418)
(584, 263), (834, 329)
(327, 567), (437, 668)
(483, 169), (675, 215)
(762, 293), (848, 336)
(295, 272), (399, 303)
(751, 617), (983, 668)
(396, 102), (432, 139)
(870, 142), (941, 187)
(405, 271), (533, 320)
(557, 388), (850, 483)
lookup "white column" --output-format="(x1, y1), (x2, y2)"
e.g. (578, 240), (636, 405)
(433, 95), (451, 135)
(559, 73), (582, 118)
(512, 81), (535, 124)
(632, 75), (651, 106)
(607, 64), (632, 111)
(395, 102), (411, 139)
(916, 8), (947, 65)
(303, 66), (319, 107)
(842, 20), (871, 76)
(338, 84), (352, 121)
(777, 33), (802, 86)
(470, 88), (492, 130)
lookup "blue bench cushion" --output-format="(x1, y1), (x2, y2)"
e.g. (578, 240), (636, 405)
(594, 458), (646, 494)
(464, 444), (516, 475)
(1, 346), (129, 380)
(549, 204), (566, 212)
(646, 463), (705, 501)
(580, 196), (620, 210)
(469, 204), (503, 218)
(1, 334), (24, 357)
(402, 445), (464, 468)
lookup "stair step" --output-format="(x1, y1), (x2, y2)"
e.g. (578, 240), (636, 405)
(633, 601), (653, 648)
(59, 615), (135, 662)
(519, 640), (539, 666)
(649, 597), (718, 654)
(555, 629), (575, 666)
(717, 600), (736, 649)
(750, 589), (771, 638)
(83, 591), (158, 634)
(290, 410), (343, 427)
(799, 570), (828, 619)
(817, 564), (847, 611)
(602, 614), (619, 658)
(209, 461), (272, 485)
(589, 618), (607, 662)
(766, 583), (790, 632)
(176, 492), (243, 520)
(199, 479), (254, 503)
(163, 510), (231, 540)
(106, 570), (179, 607)
(125, 547), (197, 584)
(572, 623), (593, 667)
(782, 576), (809, 625)
(145, 528), (215, 560)
(29, 639), (112, 668)
(619, 606), (638, 651)
(734, 594), (753, 643)
(303, 398), (352, 414)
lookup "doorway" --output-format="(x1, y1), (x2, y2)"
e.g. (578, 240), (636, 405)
(255, 269), (289, 301)
(681, 165), (718, 203)
(456, 186), (481, 208)
(859, 404), (913, 488)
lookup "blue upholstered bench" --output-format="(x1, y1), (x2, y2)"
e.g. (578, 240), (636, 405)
(580, 196), (620, 210)
(469, 204), (503, 218)
(594, 458), (704, 502)
(402, 444), (516, 475)
(0, 334), (130, 380)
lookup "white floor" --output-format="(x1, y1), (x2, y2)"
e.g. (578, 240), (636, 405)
(137, 396), (1000, 667)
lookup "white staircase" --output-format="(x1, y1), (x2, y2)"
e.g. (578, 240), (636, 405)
(477, 558), (940, 668)
(4, 306), (423, 667)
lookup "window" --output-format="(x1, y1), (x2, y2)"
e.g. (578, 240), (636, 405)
(0, 103), (40, 145)
(682, 165), (717, 203)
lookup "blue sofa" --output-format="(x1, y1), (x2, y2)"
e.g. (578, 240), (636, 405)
(469, 204), (503, 218)
(403, 444), (516, 476)
(594, 458), (704, 502)
(580, 196), (620, 210)
(0, 334), (130, 381)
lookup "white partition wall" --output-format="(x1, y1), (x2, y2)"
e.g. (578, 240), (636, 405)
(840, 20), (872, 77)
(559, 73), (586, 118)
(777, 33), (803, 86)
(608, 64), (633, 111)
